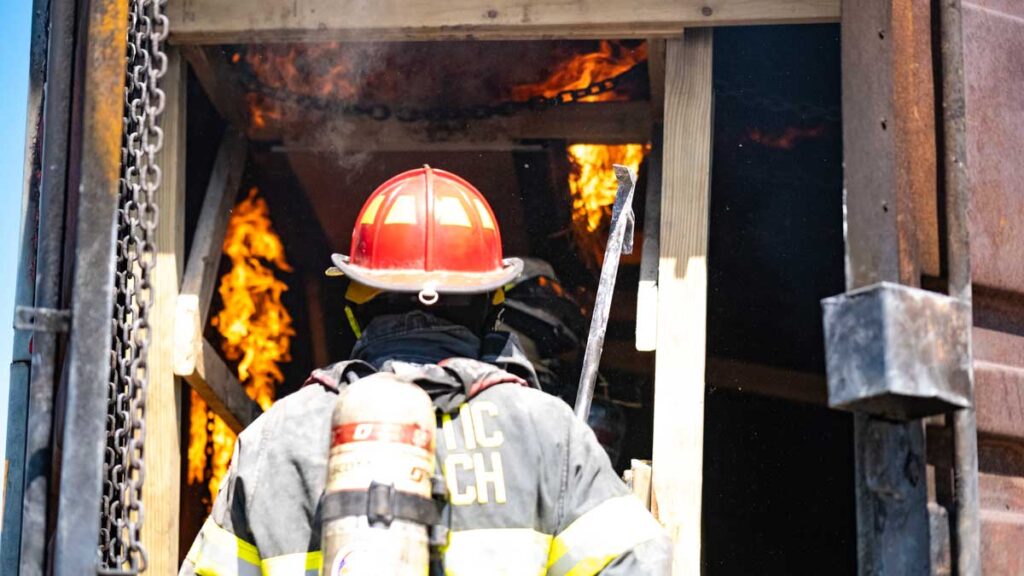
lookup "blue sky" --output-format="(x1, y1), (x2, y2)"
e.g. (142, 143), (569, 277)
(0, 0), (33, 467)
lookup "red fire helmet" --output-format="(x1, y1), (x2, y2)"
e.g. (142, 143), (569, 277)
(327, 166), (523, 304)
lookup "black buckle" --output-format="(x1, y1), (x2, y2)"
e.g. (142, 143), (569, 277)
(429, 474), (451, 548)
(366, 481), (396, 527)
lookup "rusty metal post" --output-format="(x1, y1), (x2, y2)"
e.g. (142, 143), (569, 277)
(838, 0), (941, 573)
(51, 0), (129, 572)
(937, 0), (980, 573)
(14, 0), (80, 571)
(2, 0), (50, 570)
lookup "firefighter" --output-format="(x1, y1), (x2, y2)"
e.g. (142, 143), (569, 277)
(497, 257), (627, 468)
(180, 166), (670, 575)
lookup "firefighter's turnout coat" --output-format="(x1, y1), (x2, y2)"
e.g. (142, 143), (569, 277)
(180, 312), (671, 575)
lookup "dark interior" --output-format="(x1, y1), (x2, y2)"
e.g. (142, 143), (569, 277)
(179, 25), (856, 573)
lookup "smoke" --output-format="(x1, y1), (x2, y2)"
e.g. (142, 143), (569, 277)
(302, 116), (374, 172)
(253, 42), (393, 172)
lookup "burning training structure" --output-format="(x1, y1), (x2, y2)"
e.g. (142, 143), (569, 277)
(5, 1), (1024, 575)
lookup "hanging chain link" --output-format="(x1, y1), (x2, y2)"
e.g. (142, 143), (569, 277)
(239, 57), (840, 126)
(714, 80), (841, 124)
(99, 0), (167, 573)
(239, 63), (645, 123)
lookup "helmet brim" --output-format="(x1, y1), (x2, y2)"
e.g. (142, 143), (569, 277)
(326, 254), (524, 295)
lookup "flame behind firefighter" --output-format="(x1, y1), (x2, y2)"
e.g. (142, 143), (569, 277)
(496, 258), (627, 467)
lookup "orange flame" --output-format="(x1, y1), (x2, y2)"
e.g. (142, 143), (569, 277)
(244, 44), (357, 100)
(511, 41), (647, 103)
(188, 188), (294, 505)
(242, 44), (356, 130)
(247, 93), (282, 131)
(567, 143), (648, 266)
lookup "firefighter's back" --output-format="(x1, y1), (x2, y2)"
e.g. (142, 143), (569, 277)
(182, 367), (670, 575)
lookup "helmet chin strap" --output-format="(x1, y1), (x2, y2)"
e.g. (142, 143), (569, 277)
(344, 305), (362, 339)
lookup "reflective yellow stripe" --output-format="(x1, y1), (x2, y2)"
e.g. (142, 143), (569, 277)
(546, 495), (663, 576)
(444, 528), (552, 576)
(261, 551), (323, 576)
(187, 518), (262, 576)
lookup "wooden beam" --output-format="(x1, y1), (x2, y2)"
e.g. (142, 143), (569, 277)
(176, 336), (263, 433)
(180, 128), (246, 326)
(259, 102), (652, 148)
(167, 0), (839, 44)
(650, 29), (712, 576)
(706, 357), (827, 405)
(142, 47), (186, 575)
(647, 39), (667, 122)
(173, 127), (259, 433)
(635, 124), (662, 351)
(180, 45), (247, 128)
(304, 274), (330, 368)
(629, 459), (653, 511)
(637, 45), (667, 353)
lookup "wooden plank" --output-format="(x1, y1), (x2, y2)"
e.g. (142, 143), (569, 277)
(180, 128), (246, 325)
(647, 39), (667, 122)
(629, 459), (653, 510)
(304, 274), (330, 368)
(173, 127), (258, 433)
(141, 47), (186, 576)
(635, 124), (662, 351)
(650, 29), (712, 576)
(180, 45), (247, 128)
(261, 102), (651, 148)
(178, 338), (263, 434)
(167, 0), (839, 44)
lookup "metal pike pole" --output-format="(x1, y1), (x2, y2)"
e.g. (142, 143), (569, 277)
(574, 165), (637, 421)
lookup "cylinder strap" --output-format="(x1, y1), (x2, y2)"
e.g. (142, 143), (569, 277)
(322, 482), (440, 528)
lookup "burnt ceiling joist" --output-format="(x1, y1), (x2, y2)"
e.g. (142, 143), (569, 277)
(182, 42), (653, 148)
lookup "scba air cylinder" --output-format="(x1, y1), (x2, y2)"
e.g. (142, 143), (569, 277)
(321, 372), (436, 576)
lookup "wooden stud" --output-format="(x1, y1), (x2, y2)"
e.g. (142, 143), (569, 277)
(630, 459), (654, 510)
(180, 45), (248, 128)
(635, 124), (662, 352)
(179, 127), (246, 326)
(141, 47), (186, 575)
(636, 42), (666, 353)
(178, 338), (263, 433)
(173, 127), (259, 433)
(261, 102), (652, 149)
(304, 274), (330, 369)
(650, 29), (713, 576)
(706, 357), (827, 405)
(647, 39), (667, 123)
(166, 0), (839, 45)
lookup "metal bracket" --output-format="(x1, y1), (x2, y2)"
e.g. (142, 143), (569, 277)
(14, 305), (71, 333)
(821, 282), (972, 420)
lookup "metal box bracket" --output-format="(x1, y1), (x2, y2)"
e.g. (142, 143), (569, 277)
(822, 282), (971, 420)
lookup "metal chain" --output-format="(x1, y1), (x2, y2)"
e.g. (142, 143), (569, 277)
(239, 62), (644, 123)
(99, 0), (166, 573)
(239, 61), (840, 125)
(714, 80), (841, 124)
